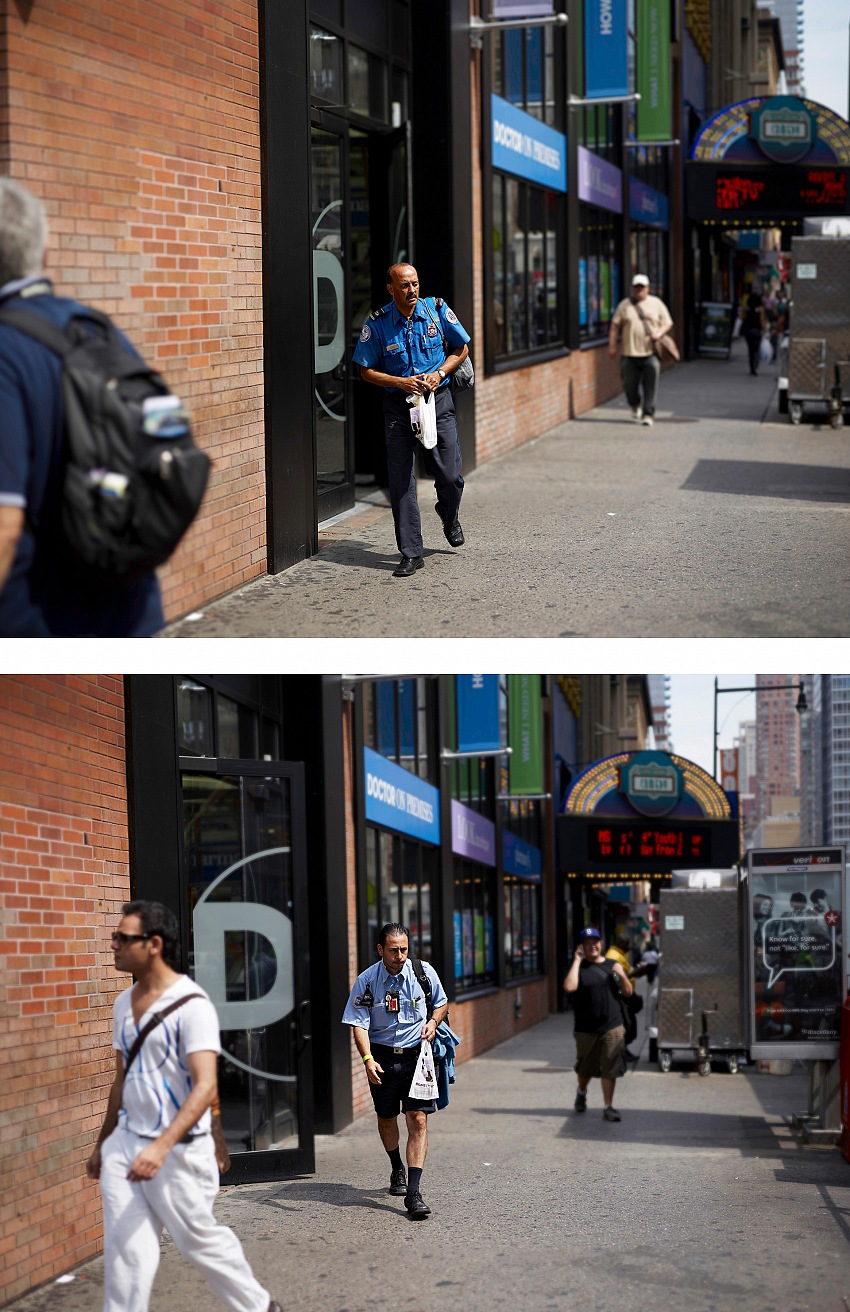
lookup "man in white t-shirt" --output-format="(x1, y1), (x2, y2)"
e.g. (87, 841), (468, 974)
(608, 273), (674, 427)
(86, 901), (281, 1312)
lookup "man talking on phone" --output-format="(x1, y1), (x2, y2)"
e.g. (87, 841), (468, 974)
(564, 926), (633, 1122)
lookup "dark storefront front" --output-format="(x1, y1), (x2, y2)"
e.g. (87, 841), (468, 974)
(263, 1), (474, 572)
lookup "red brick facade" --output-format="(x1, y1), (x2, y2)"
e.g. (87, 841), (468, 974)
(0, 676), (128, 1306)
(3, 2), (265, 621)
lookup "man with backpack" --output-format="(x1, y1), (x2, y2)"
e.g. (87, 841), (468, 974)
(342, 922), (448, 1218)
(85, 900), (281, 1312)
(0, 177), (208, 636)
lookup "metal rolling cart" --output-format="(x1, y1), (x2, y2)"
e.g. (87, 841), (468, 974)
(657, 887), (747, 1075)
(786, 235), (850, 428)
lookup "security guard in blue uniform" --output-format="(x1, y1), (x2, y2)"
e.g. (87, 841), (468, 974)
(342, 922), (449, 1218)
(352, 263), (470, 578)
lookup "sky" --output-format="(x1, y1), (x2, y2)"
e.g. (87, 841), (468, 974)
(668, 674), (756, 777)
(802, 0), (850, 117)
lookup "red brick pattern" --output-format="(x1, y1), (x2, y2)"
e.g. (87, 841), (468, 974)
(0, 676), (129, 1305)
(4, 1), (264, 621)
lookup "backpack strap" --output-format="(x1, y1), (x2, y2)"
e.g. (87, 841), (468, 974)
(411, 959), (433, 1020)
(0, 304), (75, 357)
(123, 993), (206, 1075)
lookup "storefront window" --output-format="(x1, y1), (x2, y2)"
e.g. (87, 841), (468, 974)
(348, 44), (388, 122)
(217, 695), (258, 760)
(310, 26), (343, 103)
(578, 103), (617, 160)
(364, 828), (434, 958)
(454, 858), (496, 992)
(629, 228), (667, 306)
(493, 26), (558, 127)
(492, 174), (561, 359)
(364, 678), (434, 782)
(504, 875), (542, 978)
(177, 679), (214, 756)
(578, 205), (619, 341)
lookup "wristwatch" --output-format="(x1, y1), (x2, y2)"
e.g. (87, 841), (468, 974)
(438, 369), (446, 380)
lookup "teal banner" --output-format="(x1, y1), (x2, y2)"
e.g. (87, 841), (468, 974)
(637, 0), (671, 142)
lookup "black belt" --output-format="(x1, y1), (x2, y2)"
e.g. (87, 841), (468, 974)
(372, 1042), (419, 1055)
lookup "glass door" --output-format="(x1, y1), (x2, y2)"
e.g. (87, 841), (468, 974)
(311, 123), (354, 520)
(180, 759), (313, 1181)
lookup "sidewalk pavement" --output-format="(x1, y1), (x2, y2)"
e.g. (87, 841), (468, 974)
(162, 339), (850, 637)
(12, 1006), (850, 1312)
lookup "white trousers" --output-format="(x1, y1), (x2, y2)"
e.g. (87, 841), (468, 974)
(99, 1128), (269, 1312)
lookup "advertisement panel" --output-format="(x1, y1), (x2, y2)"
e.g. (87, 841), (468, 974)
(491, 95), (567, 192)
(508, 675), (543, 795)
(456, 675), (500, 754)
(491, 0), (554, 14)
(451, 800), (497, 865)
(748, 845), (846, 1059)
(503, 830), (542, 881)
(636, 0), (671, 141)
(363, 746), (440, 845)
(584, 0), (628, 100)
(577, 146), (623, 213)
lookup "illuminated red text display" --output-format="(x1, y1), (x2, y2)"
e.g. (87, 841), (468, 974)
(588, 822), (712, 863)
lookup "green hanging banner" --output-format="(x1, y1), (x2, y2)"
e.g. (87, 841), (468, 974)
(508, 675), (543, 796)
(637, 0), (671, 142)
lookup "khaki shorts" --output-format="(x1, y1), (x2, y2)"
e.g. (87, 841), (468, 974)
(574, 1026), (626, 1080)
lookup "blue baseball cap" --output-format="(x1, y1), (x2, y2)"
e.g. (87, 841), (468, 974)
(579, 927), (602, 942)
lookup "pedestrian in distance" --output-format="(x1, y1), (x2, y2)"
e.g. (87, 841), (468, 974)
(352, 263), (470, 578)
(564, 926), (633, 1123)
(608, 273), (674, 427)
(342, 921), (449, 1218)
(86, 900), (281, 1312)
(0, 177), (165, 637)
(739, 292), (768, 375)
(640, 940), (659, 985)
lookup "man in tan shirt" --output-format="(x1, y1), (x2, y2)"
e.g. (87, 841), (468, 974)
(608, 273), (673, 427)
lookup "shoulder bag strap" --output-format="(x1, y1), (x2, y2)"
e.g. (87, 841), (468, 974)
(411, 958), (433, 1019)
(123, 992), (206, 1074)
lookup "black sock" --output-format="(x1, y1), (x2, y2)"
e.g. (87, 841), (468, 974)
(407, 1166), (423, 1194)
(387, 1147), (403, 1171)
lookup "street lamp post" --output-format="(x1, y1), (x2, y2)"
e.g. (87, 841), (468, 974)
(712, 677), (807, 782)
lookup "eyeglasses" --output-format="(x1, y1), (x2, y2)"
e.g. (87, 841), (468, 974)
(111, 931), (152, 946)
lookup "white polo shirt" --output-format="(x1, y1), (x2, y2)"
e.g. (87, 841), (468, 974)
(113, 974), (220, 1138)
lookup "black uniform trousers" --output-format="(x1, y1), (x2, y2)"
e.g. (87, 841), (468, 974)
(383, 387), (464, 559)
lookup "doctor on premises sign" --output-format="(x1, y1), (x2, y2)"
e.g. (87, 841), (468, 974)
(363, 746), (440, 844)
(492, 95), (567, 192)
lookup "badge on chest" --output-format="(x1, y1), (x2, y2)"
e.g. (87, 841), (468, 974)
(385, 989), (400, 1013)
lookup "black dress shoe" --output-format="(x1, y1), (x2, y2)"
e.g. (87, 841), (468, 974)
(389, 1165), (407, 1195)
(404, 1190), (431, 1219)
(435, 503), (464, 547)
(392, 555), (424, 578)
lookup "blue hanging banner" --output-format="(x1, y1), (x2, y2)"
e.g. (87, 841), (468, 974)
(456, 676), (501, 754)
(363, 747), (440, 845)
(584, 0), (629, 100)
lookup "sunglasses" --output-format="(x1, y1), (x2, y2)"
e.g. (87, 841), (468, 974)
(111, 931), (153, 946)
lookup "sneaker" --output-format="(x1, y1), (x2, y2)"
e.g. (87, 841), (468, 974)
(631, 406), (643, 422)
(603, 1106), (621, 1122)
(268, 1302), (283, 1312)
(574, 1089), (587, 1113)
(389, 1165), (407, 1196)
(641, 414), (654, 426)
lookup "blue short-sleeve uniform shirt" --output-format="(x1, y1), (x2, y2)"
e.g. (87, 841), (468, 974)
(342, 958), (448, 1048)
(0, 279), (164, 637)
(352, 296), (470, 393)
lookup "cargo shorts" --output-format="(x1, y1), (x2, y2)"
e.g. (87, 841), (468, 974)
(574, 1025), (627, 1080)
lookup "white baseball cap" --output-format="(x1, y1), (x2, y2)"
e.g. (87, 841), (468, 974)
(632, 273), (649, 286)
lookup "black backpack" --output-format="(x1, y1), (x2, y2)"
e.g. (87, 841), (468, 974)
(0, 303), (211, 583)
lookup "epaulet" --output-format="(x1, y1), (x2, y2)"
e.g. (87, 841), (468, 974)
(434, 297), (444, 308)
(369, 307), (386, 320)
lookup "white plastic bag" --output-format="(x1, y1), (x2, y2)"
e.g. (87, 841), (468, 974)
(409, 391), (438, 449)
(759, 334), (773, 363)
(408, 1039), (438, 1100)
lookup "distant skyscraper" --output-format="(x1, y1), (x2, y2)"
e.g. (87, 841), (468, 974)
(758, 0), (804, 94)
(754, 674), (801, 828)
(801, 675), (850, 847)
(647, 674), (672, 751)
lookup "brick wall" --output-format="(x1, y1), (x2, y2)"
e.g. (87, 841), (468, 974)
(0, 676), (129, 1305)
(3, 2), (264, 620)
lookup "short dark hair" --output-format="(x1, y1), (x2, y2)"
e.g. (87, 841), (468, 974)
(378, 922), (410, 948)
(791, 892), (807, 904)
(614, 934), (630, 951)
(811, 889), (828, 901)
(122, 900), (182, 969)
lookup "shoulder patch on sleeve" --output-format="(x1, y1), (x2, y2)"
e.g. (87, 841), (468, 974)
(445, 307), (459, 324)
(359, 323), (372, 342)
